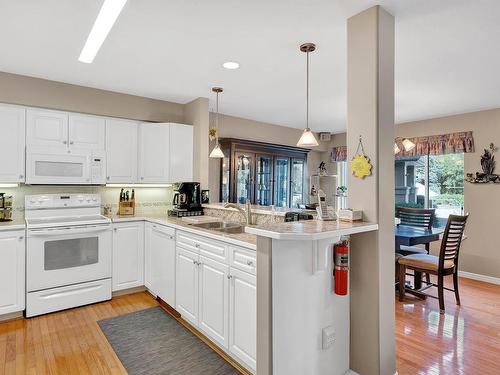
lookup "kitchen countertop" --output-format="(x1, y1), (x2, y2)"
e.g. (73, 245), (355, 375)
(0, 218), (26, 232)
(245, 219), (378, 240)
(108, 214), (256, 250)
(203, 203), (316, 217)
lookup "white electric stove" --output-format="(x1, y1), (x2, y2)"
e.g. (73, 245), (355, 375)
(25, 194), (112, 317)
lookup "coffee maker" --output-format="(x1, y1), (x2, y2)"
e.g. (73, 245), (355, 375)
(168, 182), (203, 217)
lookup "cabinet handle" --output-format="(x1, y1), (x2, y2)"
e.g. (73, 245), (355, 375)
(195, 243), (200, 248)
(227, 274), (233, 280)
(62, 140), (67, 144)
(192, 259), (197, 265)
(169, 235), (174, 240)
(19, 174), (24, 179)
(107, 176), (110, 180)
(141, 177), (144, 180)
(70, 140), (74, 145)
(247, 260), (254, 266)
(18, 236), (24, 240)
(113, 228), (117, 232)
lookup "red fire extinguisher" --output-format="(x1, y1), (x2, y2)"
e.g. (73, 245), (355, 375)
(334, 241), (349, 295)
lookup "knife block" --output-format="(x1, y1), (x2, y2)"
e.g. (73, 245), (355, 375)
(118, 199), (135, 216)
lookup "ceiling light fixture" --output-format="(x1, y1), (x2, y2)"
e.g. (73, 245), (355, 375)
(223, 61), (240, 70)
(78, 0), (128, 64)
(297, 43), (319, 147)
(402, 138), (416, 152)
(210, 87), (225, 158)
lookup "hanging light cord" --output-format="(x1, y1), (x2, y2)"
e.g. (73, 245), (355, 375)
(306, 49), (309, 131)
(215, 91), (219, 144)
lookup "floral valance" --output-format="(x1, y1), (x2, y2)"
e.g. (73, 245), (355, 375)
(331, 131), (475, 161)
(331, 146), (347, 162)
(395, 131), (475, 158)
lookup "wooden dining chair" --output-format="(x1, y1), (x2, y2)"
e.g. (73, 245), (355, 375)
(396, 207), (436, 254)
(398, 214), (468, 313)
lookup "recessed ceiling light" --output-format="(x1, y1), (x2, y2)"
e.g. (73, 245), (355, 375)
(78, 0), (128, 64)
(223, 61), (240, 70)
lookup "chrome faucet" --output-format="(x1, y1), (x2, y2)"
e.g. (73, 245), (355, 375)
(224, 199), (253, 225)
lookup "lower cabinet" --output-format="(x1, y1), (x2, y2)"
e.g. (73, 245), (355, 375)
(229, 268), (257, 372)
(175, 247), (199, 325)
(112, 222), (144, 291)
(144, 223), (176, 306)
(0, 230), (25, 315)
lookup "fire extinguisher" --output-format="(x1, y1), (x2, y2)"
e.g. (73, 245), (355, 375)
(334, 241), (349, 295)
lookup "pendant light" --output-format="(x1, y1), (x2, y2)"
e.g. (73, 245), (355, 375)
(402, 138), (416, 152)
(210, 87), (225, 158)
(297, 43), (319, 147)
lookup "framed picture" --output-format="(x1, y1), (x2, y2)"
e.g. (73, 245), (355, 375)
(201, 190), (210, 204)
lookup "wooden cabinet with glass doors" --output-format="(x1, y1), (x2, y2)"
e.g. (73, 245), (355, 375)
(219, 139), (309, 208)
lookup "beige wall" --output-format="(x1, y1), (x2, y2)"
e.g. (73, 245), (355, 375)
(208, 112), (330, 202)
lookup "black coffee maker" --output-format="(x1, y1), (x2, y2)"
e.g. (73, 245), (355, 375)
(169, 182), (203, 217)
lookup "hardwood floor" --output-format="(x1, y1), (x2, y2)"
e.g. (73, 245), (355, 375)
(1, 279), (499, 375)
(396, 276), (500, 374)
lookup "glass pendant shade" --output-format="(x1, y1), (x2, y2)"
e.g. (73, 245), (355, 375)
(209, 143), (224, 158)
(297, 128), (319, 147)
(402, 138), (416, 152)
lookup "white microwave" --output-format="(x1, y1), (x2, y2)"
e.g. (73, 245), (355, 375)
(26, 146), (106, 185)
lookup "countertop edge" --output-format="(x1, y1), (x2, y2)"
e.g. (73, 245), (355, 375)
(0, 223), (26, 232)
(245, 223), (379, 240)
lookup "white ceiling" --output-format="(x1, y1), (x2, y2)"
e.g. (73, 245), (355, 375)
(1, 0), (499, 132)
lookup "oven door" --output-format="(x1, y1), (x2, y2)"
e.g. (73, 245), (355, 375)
(25, 146), (92, 185)
(26, 224), (112, 292)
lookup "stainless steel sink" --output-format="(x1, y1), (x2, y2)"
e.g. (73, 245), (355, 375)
(189, 221), (245, 234)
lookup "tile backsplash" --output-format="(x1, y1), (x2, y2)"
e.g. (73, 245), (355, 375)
(1, 185), (174, 220)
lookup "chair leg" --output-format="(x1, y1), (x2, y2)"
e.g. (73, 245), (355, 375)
(453, 271), (461, 306)
(438, 274), (445, 313)
(398, 265), (406, 301)
(425, 272), (431, 285)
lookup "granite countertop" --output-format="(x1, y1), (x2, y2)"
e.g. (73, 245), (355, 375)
(245, 219), (378, 240)
(203, 203), (316, 217)
(0, 218), (26, 231)
(108, 214), (256, 250)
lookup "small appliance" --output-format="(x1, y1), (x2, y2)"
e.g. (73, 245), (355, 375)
(0, 193), (13, 221)
(169, 182), (203, 217)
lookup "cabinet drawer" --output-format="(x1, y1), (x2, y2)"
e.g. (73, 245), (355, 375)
(150, 222), (175, 238)
(176, 231), (228, 263)
(229, 246), (256, 275)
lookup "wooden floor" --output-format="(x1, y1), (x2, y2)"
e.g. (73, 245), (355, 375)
(1, 278), (500, 375)
(396, 275), (500, 374)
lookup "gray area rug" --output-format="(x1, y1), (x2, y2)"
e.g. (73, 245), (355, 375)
(98, 307), (240, 375)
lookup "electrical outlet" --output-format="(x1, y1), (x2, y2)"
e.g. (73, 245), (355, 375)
(322, 326), (336, 349)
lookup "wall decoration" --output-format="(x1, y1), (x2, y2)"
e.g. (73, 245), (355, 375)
(466, 143), (500, 183)
(209, 127), (217, 141)
(349, 136), (372, 179)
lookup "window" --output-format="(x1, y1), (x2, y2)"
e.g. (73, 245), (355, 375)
(395, 154), (464, 227)
(337, 161), (348, 209)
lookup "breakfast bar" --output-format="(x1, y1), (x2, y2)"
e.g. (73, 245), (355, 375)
(246, 220), (378, 375)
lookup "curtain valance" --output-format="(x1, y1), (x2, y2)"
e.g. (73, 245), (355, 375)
(330, 146), (347, 162)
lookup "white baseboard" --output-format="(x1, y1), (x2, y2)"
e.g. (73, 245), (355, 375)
(459, 271), (500, 285)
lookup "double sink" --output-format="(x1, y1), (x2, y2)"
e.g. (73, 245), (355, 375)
(189, 221), (245, 234)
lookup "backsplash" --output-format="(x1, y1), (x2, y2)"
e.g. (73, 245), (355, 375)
(1, 185), (174, 220)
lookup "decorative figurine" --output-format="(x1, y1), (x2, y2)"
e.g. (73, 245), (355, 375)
(318, 161), (327, 176)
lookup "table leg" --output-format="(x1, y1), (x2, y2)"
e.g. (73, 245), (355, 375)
(414, 271), (422, 290)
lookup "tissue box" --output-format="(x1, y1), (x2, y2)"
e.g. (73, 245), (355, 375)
(338, 209), (363, 222)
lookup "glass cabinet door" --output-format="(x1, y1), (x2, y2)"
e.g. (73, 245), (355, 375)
(274, 157), (290, 207)
(291, 158), (305, 208)
(221, 151), (231, 203)
(256, 155), (273, 206)
(235, 153), (254, 204)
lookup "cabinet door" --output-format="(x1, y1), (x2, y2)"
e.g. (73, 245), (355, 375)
(198, 256), (229, 349)
(175, 247), (199, 326)
(26, 108), (68, 148)
(106, 119), (138, 183)
(138, 123), (170, 183)
(235, 152), (254, 204)
(69, 114), (105, 151)
(150, 224), (176, 306)
(290, 158), (306, 208)
(144, 223), (153, 291)
(0, 231), (25, 315)
(274, 157), (290, 207)
(255, 154), (274, 206)
(229, 268), (256, 372)
(0, 104), (25, 183)
(112, 222), (144, 291)
(169, 123), (193, 182)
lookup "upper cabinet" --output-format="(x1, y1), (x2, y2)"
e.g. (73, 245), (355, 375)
(106, 119), (139, 183)
(26, 108), (68, 148)
(0, 104), (25, 183)
(169, 123), (194, 183)
(69, 114), (105, 150)
(138, 123), (170, 183)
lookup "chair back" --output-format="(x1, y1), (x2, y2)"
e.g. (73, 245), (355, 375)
(396, 207), (435, 230)
(439, 214), (468, 270)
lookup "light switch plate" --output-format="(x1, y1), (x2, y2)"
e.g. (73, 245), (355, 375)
(322, 325), (336, 349)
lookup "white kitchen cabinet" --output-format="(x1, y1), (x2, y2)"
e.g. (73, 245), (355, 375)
(106, 119), (138, 183)
(138, 123), (170, 183)
(175, 247), (199, 326)
(0, 230), (25, 315)
(112, 222), (144, 291)
(0, 104), (25, 183)
(198, 255), (229, 349)
(229, 268), (257, 372)
(69, 114), (105, 150)
(169, 123), (193, 182)
(26, 108), (68, 148)
(145, 223), (176, 306)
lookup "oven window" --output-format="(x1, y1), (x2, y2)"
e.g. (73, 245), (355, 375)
(44, 237), (99, 270)
(35, 161), (84, 177)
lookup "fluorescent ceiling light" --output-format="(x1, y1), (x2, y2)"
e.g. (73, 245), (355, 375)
(223, 61), (240, 70)
(78, 0), (128, 63)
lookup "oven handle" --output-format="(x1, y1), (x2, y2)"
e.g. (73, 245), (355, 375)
(28, 225), (111, 237)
